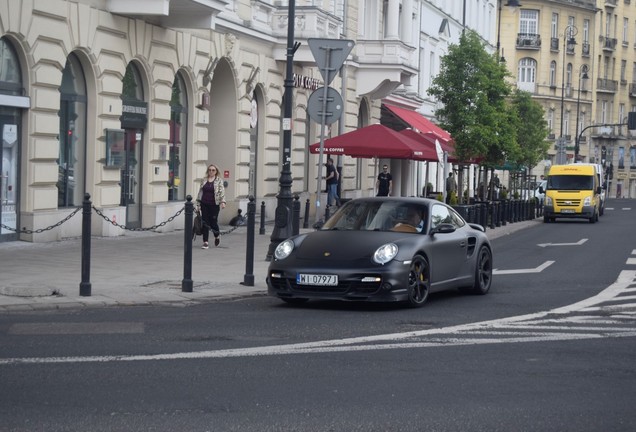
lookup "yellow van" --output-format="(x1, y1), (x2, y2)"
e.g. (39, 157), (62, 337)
(540, 164), (601, 223)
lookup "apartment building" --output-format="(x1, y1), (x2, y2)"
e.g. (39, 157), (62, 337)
(1, 0), (426, 243)
(499, 0), (636, 198)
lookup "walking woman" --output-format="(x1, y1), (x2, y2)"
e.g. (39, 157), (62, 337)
(196, 163), (226, 249)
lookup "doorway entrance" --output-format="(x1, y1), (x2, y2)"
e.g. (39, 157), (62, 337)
(121, 128), (142, 228)
(0, 109), (20, 242)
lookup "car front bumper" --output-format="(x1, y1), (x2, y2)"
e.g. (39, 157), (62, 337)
(544, 205), (595, 219)
(266, 260), (413, 303)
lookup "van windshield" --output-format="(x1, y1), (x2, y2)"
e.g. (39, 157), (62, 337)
(547, 175), (594, 190)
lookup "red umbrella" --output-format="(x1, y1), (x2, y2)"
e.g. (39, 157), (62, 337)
(309, 124), (437, 161)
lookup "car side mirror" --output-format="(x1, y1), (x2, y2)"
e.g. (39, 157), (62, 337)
(429, 223), (456, 236)
(596, 186), (602, 195)
(538, 186), (545, 194)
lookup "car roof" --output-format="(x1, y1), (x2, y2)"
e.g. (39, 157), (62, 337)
(350, 197), (439, 205)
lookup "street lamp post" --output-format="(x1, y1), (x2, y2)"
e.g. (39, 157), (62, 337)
(558, 25), (577, 165)
(574, 64), (589, 162)
(497, 0), (522, 63)
(267, 0), (298, 260)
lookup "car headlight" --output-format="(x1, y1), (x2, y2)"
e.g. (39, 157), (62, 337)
(274, 239), (295, 260)
(545, 196), (553, 206)
(583, 195), (592, 206)
(373, 243), (398, 265)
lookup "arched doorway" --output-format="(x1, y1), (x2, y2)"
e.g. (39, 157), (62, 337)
(168, 72), (188, 202)
(208, 59), (237, 201)
(57, 53), (87, 208)
(119, 62), (147, 228)
(0, 37), (25, 242)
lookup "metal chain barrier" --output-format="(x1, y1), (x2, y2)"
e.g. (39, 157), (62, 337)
(91, 205), (185, 231)
(1, 205), (244, 236)
(0, 207), (82, 234)
(92, 205), (243, 235)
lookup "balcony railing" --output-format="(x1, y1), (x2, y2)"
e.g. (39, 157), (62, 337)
(550, 37), (559, 51)
(582, 42), (590, 56)
(629, 83), (636, 97)
(272, 7), (341, 39)
(599, 35), (618, 51)
(516, 33), (541, 49)
(597, 78), (618, 92)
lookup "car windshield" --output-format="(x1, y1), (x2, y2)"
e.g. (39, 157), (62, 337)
(321, 201), (427, 233)
(547, 175), (594, 190)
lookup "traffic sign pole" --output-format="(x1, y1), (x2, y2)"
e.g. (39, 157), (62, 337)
(307, 39), (354, 222)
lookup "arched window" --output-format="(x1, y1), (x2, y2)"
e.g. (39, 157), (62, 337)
(0, 37), (24, 241)
(58, 53), (87, 208)
(550, 61), (557, 87)
(517, 58), (536, 92)
(0, 38), (22, 95)
(122, 63), (144, 101)
(168, 72), (188, 201)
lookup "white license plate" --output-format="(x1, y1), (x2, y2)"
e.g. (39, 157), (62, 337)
(561, 209), (575, 214)
(297, 274), (338, 286)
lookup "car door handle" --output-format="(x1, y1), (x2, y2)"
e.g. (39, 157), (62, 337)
(459, 241), (466, 248)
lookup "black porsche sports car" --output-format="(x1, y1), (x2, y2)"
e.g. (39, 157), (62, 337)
(267, 197), (493, 307)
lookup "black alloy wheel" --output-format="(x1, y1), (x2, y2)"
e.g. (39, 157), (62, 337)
(406, 255), (430, 307)
(471, 246), (492, 295)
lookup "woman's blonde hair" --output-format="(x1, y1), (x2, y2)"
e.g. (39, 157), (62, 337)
(206, 163), (220, 178)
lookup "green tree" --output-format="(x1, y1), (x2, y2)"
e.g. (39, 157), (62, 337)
(510, 89), (550, 171)
(427, 31), (518, 167)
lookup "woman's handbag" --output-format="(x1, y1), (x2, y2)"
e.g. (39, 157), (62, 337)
(193, 209), (203, 240)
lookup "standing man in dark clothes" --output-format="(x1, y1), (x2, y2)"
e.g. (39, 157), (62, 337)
(326, 158), (340, 206)
(376, 164), (392, 196)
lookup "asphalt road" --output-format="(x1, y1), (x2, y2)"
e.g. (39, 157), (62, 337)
(1, 199), (635, 431)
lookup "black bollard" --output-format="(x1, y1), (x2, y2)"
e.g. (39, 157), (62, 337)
(495, 201), (501, 227)
(79, 193), (92, 297)
(324, 204), (331, 221)
(242, 196), (256, 286)
(182, 195), (194, 292)
(292, 195), (300, 236)
(303, 198), (310, 229)
(259, 201), (266, 235)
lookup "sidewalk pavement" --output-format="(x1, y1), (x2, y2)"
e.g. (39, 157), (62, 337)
(0, 218), (541, 312)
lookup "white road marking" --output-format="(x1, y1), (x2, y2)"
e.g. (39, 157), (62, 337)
(537, 238), (588, 248)
(2, 271), (636, 366)
(627, 258), (636, 265)
(493, 260), (554, 275)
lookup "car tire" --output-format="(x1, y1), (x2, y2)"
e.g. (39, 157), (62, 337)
(469, 246), (492, 295)
(406, 255), (430, 308)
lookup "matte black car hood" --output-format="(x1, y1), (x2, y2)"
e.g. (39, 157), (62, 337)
(293, 230), (412, 261)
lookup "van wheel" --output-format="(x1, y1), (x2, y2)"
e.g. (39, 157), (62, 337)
(589, 211), (598, 223)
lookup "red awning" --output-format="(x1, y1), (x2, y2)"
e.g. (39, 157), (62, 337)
(399, 129), (457, 163)
(383, 103), (452, 143)
(309, 124), (438, 161)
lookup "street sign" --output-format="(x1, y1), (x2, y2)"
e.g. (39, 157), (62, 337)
(307, 87), (343, 125)
(307, 38), (354, 85)
(434, 139), (444, 163)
